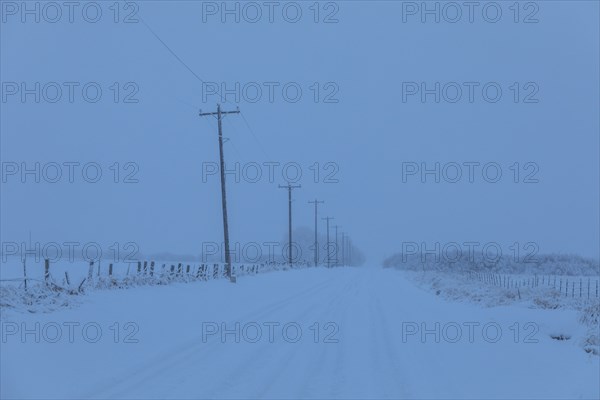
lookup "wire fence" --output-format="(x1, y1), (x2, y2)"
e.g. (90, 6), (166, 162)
(468, 271), (600, 299)
(0, 258), (316, 295)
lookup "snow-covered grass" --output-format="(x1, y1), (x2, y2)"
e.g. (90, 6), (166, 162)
(398, 269), (600, 356)
(0, 283), (83, 313)
(383, 252), (600, 355)
(0, 259), (308, 314)
(383, 252), (600, 276)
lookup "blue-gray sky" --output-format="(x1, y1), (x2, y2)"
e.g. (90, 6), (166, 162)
(1, 1), (598, 263)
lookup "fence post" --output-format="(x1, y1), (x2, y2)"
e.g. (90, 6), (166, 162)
(150, 261), (155, 277)
(88, 261), (94, 281)
(65, 271), (70, 285)
(559, 279), (562, 294)
(137, 261), (142, 275)
(44, 259), (50, 283)
(186, 265), (190, 275)
(22, 258), (28, 291)
(109, 263), (113, 276)
(588, 278), (590, 299)
(143, 261), (148, 275)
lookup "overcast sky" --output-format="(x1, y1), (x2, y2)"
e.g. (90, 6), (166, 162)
(1, 1), (598, 264)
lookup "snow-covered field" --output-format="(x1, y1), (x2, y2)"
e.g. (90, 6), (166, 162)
(2, 267), (599, 399)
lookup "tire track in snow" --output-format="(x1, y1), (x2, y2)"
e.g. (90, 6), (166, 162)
(202, 290), (328, 398)
(321, 271), (359, 398)
(87, 275), (336, 399)
(370, 293), (412, 398)
(254, 271), (359, 398)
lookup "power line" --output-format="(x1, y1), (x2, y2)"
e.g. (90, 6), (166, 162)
(139, 17), (212, 93)
(140, 16), (271, 175)
(240, 111), (270, 159)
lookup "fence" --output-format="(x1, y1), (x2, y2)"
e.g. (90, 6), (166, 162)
(468, 271), (600, 299)
(1, 258), (314, 295)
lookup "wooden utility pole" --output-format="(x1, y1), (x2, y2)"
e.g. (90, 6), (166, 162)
(308, 199), (324, 267)
(199, 104), (240, 282)
(321, 216), (334, 268)
(279, 183), (301, 267)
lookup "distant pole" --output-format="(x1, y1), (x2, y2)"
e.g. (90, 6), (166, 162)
(348, 238), (353, 266)
(308, 199), (324, 266)
(199, 104), (240, 282)
(341, 232), (346, 266)
(322, 217), (334, 268)
(279, 183), (301, 267)
(334, 225), (340, 267)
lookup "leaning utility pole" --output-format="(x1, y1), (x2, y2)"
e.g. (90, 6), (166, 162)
(308, 199), (324, 267)
(199, 104), (240, 282)
(321, 216), (334, 268)
(279, 183), (301, 267)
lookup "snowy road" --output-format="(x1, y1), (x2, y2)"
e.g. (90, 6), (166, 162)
(2, 267), (599, 399)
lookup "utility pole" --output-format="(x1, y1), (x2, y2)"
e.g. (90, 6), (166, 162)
(334, 225), (340, 267)
(279, 183), (301, 267)
(348, 237), (353, 266)
(308, 199), (324, 267)
(321, 216), (334, 268)
(199, 104), (240, 282)
(341, 232), (346, 267)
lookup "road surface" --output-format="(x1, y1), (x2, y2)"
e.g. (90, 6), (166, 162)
(1, 268), (598, 399)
